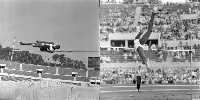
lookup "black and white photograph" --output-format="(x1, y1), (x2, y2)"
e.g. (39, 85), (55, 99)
(100, 0), (200, 100)
(0, 0), (100, 100)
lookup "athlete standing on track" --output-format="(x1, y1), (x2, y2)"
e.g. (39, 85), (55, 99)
(136, 66), (142, 92)
(130, 65), (142, 97)
(130, 66), (142, 97)
(134, 5), (159, 73)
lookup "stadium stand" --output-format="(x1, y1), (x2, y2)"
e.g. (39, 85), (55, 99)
(58, 68), (73, 75)
(100, 2), (200, 63)
(0, 60), (99, 82)
(40, 66), (57, 74)
(88, 70), (100, 78)
(100, 2), (200, 86)
(22, 64), (39, 72)
(101, 67), (200, 84)
(10, 62), (20, 70)
(76, 77), (90, 82)
(100, 4), (138, 34)
(9, 69), (39, 77)
(77, 69), (87, 77)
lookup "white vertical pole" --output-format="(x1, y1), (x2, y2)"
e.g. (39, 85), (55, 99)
(74, 76), (76, 81)
(56, 67), (59, 75)
(20, 64), (22, 71)
(0, 68), (3, 73)
(11, 37), (16, 61)
(95, 77), (97, 85)
(125, 40), (128, 48)
(39, 73), (41, 78)
(9, 37), (16, 75)
(86, 69), (88, 77)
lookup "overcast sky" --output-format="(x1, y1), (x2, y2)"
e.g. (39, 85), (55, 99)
(0, 0), (99, 68)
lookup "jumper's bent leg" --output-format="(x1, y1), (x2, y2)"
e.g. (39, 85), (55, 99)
(137, 47), (152, 72)
(137, 47), (147, 64)
(20, 42), (33, 45)
(139, 12), (156, 45)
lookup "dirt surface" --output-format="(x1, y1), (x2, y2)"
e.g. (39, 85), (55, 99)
(100, 84), (200, 100)
(0, 81), (99, 100)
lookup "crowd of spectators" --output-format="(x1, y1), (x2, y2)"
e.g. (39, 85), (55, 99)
(100, 3), (200, 42)
(100, 3), (200, 63)
(100, 4), (137, 38)
(101, 45), (200, 63)
(139, 4), (200, 41)
(100, 0), (161, 4)
(100, 0), (124, 4)
(101, 67), (200, 85)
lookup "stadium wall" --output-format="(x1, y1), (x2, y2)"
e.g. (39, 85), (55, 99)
(109, 32), (159, 40)
(100, 32), (159, 47)
(100, 61), (200, 69)
(0, 60), (101, 80)
(159, 40), (200, 47)
(100, 41), (110, 48)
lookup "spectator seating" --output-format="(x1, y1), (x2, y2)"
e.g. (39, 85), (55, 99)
(41, 73), (74, 81)
(58, 68), (73, 75)
(101, 46), (200, 63)
(9, 69), (38, 77)
(101, 49), (168, 63)
(10, 62), (20, 70)
(76, 77), (90, 82)
(77, 69), (87, 77)
(100, 4), (138, 34)
(3, 68), (9, 73)
(40, 66), (57, 74)
(0, 61), (10, 68)
(22, 64), (39, 72)
(0, 60), (97, 82)
(101, 67), (200, 85)
(88, 70), (100, 78)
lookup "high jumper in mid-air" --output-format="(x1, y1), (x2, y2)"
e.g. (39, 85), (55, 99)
(19, 41), (60, 53)
(15, 40), (99, 53)
(134, 6), (159, 73)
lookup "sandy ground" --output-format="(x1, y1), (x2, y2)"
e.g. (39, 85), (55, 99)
(100, 84), (200, 100)
(0, 81), (99, 100)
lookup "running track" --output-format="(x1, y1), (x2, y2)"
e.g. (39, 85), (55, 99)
(100, 84), (200, 100)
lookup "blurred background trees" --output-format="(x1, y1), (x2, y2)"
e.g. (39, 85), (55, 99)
(0, 45), (86, 69)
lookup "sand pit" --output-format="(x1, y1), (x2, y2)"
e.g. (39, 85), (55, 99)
(66, 86), (99, 100)
(0, 81), (29, 100)
(16, 84), (99, 100)
(0, 81), (99, 100)
(16, 84), (72, 100)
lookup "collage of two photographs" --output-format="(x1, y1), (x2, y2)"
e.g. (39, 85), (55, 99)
(0, 0), (200, 100)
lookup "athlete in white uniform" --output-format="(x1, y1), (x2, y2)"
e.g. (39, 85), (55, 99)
(46, 44), (55, 53)
(134, 6), (159, 72)
(20, 41), (60, 53)
(134, 39), (145, 51)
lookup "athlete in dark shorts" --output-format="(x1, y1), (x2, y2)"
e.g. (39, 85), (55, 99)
(136, 66), (142, 92)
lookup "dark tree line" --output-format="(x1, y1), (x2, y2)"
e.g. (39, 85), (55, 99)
(0, 45), (86, 69)
(52, 54), (86, 69)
